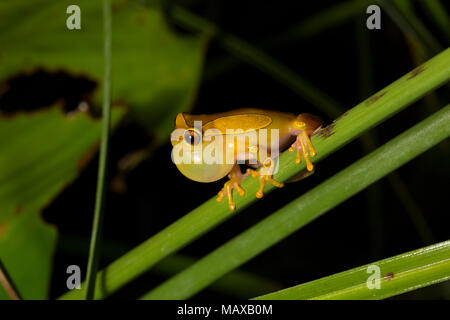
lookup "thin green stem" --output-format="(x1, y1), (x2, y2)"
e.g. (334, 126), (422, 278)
(417, 0), (450, 42)
(85, 0), (112, 300)
(268, 0), (375, 47)
(354, 13), (434, 248)
(153, 255), (281, 299)
(386, 173), (435, 244)
(205, 0), (377, 80)
(166, 5), (343, 118)
(254, 240), (450, 300)
(59, 236), (281, 299)
(142, 105), (450, 300)
(59, 48), (450, 300)
(382, 0), (442, 55)
(355, 21), (384, 257)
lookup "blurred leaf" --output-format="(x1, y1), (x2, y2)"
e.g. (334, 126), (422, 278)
(0, 0), (208, 142)
(0, 106), (124, 299)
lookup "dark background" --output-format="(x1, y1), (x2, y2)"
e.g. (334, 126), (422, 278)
(2, 0), (449, 299)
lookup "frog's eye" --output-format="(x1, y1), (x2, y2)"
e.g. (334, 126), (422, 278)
(184, 129), (201, 146)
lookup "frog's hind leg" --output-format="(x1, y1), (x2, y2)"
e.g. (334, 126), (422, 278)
(217, 164), (246, 211)
(246, 156), (284, 199)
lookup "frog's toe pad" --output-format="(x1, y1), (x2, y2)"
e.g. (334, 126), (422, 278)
(290, 132), (317, 171)
(247, 169), (284, 199)
(217, 179), (245, 211)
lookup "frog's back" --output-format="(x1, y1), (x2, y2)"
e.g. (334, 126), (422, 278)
(225, 109), (296, 153)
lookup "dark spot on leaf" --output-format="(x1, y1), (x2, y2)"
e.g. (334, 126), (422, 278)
(407, 65), (426, 79)
(316, 123), (335, 138)
(0, 69), (97, 116)
(365, 91), (386, 106)
(0, 223), (6, 237)
(384, 272), (395, 280)
(14, 205), (23, 216)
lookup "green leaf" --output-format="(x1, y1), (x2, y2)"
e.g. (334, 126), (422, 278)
(0, 106), (124, 299)
(254, 241), (450, 300)
(0, 212), (56, 300)
(59, 47), (450, 300)
(0, 0), (208, 142)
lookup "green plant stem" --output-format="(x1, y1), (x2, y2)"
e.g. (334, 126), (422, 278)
(204, 0), (377, 80)
(387, 173), (435, 243)
(417, 0), (450, 42)
(84, 0), (112, 300)
(165, 5), (343, 118)
(354, 14), (435, 248)
(382, 0), (442, 55)
(354, 15), (384, 257)
(254, 240), (450, 300)
(267, 0), (376, 47)
(154, 255), (282, 299)
(167, 1), (437, 245)
(59, 48), (450, 300)
(142, 104), (450, 300)
(59, 236), (281, 299)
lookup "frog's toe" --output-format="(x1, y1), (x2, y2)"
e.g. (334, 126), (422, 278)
(246, 169), (284, 199)
(290, 131), (317, 171)
(216, 179), (245, 211)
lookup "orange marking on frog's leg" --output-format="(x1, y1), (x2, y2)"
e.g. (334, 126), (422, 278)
(216, 165), (246, 211)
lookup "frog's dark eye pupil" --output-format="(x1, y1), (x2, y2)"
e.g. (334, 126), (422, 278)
(184, 130), (201, 145)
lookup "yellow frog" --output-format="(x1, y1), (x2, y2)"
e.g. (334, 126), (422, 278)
(171, 108), (322, 210)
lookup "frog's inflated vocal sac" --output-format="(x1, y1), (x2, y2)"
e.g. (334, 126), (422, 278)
(171, 108), (322, 211)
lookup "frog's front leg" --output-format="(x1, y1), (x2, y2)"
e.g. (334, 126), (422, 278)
(288, 113), (322, 171)
(217, 164), (246, 211)
(246, 157), (284, 199)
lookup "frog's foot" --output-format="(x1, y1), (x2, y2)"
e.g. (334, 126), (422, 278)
(216, 175), (246, 211)
(289, 130), (317, 171)
(245, 168), (284, 199)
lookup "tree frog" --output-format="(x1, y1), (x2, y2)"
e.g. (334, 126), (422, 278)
(171, 108), (322, 210)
